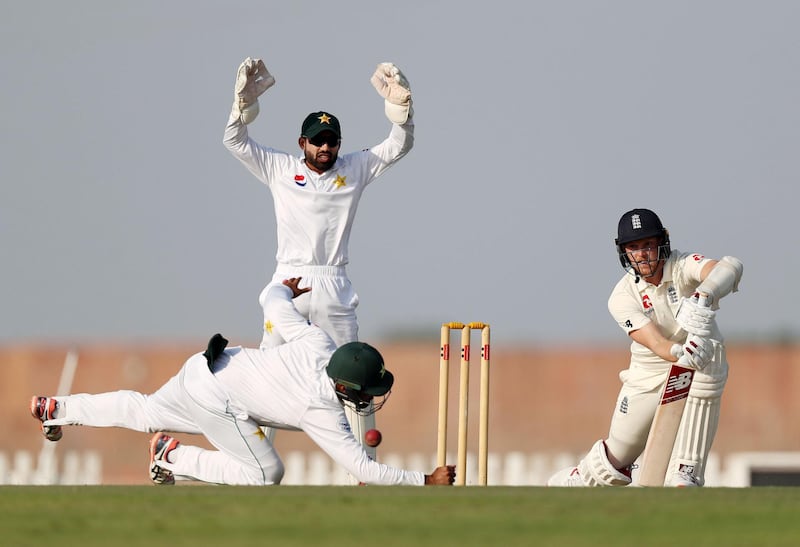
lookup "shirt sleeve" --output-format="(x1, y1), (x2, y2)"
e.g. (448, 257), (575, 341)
(607, 276), (650, 335)
(356, 119), (415, 183)
(300, 404), (425, 486)
(262, 284), (332, 345)
(222, 112), (293, 187)
(674, 252), (715, 291)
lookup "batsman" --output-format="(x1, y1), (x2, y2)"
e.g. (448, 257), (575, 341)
(222, 57), (414, 467)
(548, 208), (743, 487)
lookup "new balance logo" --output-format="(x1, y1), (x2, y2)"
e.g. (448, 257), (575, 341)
(662, 367), (693, 404)
(666, 371), (693, 393)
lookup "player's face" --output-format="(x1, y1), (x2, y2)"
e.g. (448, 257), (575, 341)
(300, 131), (340, 173)
(624, 236), (664, 279)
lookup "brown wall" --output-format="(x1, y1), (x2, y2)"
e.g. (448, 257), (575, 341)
(4, 342), (798, 484)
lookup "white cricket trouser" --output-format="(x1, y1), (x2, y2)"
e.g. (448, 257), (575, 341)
(259, 265), (359, 349)
(53, 353), (285, 485)
(258, 264), (377, 471)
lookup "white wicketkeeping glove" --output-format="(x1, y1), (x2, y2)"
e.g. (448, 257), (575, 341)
(675, 296), (716, 336)
(681, 335), (715, 370)
(233, 57), (275, 124)
(370, 62), (412, 124)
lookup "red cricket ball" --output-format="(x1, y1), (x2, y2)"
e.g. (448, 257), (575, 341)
(364, 428), (382, 447)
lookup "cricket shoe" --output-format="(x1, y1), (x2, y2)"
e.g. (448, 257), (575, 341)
(30, 396), (63, 442)
(669, 465), (701, 487)
(546, 466), (587, 487)
(149, 432), (179, 485)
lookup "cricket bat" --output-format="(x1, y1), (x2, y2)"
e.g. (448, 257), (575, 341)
(638, 294), (708, 486)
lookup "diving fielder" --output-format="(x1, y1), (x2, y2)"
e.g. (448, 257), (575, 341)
(548, 208), (743, 487)
(222, 58), (414, 465)
(31, 278), (456, 486)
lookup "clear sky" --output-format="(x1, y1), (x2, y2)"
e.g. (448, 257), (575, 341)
(2, 1), (798, 347)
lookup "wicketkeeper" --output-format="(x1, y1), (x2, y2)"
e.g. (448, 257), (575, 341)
(548, 208), (743, 487)
(222, 57), (414, 467)
(31, 278), (455, 486)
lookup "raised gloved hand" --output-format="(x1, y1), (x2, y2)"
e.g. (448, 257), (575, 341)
(675, 295), (716, 336)
(370, 62), (412, 124)
(233, 57), (275, 124)
(681, 335), (715, 370)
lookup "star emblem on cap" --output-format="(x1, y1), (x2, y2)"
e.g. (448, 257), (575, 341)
(334, 175), (347, 188)
(378, 363), (386, 378)
(319, 113), (332, 124)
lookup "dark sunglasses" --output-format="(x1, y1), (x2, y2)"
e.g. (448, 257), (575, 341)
(306, 134), (340, 147)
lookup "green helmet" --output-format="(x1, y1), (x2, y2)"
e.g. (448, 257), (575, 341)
(326, 342), (394, 396)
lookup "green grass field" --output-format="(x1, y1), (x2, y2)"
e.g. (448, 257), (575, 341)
(2, 486), (798, 546)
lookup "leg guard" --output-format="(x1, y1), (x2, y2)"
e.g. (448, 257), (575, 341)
(665, 396), (721, 486)
(576, 440), (633, 487)
(664, 343), (727, 486)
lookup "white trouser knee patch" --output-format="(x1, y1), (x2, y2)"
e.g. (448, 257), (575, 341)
(665, 396), (721, 486)
(577, 439), (632, 487)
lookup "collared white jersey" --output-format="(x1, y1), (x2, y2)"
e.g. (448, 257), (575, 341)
(211, 284), (424, 485)
(607, 250), (720, 366)
(223, 114), (414, 267)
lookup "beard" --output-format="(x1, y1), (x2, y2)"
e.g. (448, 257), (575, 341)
(304, 149), (337, 172)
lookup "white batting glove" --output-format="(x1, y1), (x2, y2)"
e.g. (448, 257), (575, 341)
(233, 57), (275, 124)
(675, 296), (715, 336)
(681, 335), (714, 370)
(370, 62), (412, 124)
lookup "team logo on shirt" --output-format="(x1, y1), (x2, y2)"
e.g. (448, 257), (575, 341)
(641, 294), (653, 310)
(334, 174), (347, 188)
(337, 416), (352, 433)
(692, 253), (705, 262)
(667, 286), (678, 304)
(294, 174), (307, 187)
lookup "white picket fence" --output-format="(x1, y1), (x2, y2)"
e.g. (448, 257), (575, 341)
(2, 450), (799, 486)
(0, 450), (102, 485)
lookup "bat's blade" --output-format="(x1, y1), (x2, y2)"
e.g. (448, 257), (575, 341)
(638, 362), (695, 486)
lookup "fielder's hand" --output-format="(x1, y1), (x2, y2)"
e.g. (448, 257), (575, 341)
(681, 335), (714, 370)
(370, 62), (413, 124)
(282, 277), (311, 299)
(675, 296), (715, 336)
(234, 57), (276, 124)
(425, 465), (456, 485)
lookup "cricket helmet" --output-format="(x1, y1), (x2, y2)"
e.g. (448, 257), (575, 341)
(615, 208), (671, 270)
(327, 342), (393, 415)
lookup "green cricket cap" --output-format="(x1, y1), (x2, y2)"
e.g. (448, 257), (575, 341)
(301, 111), (341, 139)
(326, 342), (393, 396)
